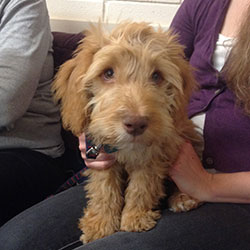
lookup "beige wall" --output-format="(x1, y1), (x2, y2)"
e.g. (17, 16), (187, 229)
(46, 0), (183, 32)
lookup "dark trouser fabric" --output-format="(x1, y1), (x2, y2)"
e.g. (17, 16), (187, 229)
(0, 185), (85, 250)
(1, 182), (250, 250)
(0, 148), (66, 226)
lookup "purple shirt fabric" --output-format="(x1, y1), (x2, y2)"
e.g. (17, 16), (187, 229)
(170, 0), (250, 173)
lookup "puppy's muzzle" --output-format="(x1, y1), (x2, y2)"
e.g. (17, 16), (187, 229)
(122, 115), (148, 136)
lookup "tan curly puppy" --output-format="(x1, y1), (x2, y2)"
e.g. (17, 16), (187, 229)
(53, 22), (202, 243)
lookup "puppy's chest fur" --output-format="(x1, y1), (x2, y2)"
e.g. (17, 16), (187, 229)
(116, 139), (176, 168)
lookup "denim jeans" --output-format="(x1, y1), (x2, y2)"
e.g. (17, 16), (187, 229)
(1, 182), (250, 250)
(0, 148), (66, 226)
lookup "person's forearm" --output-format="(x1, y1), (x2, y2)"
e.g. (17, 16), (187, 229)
(206, 171), (250, 203)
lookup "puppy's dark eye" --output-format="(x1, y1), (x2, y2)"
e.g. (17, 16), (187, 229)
(151, 71), (163, 84)
(102, 68), (115, 81)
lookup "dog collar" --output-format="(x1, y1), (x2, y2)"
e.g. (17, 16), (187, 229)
(85, 136), (118, 159)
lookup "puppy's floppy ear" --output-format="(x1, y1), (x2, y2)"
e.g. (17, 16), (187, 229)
(175, 50), (197, 105)
(161, 29), (197, 100)
(157, 29), (197, 118)
(52, 26), (107, 136)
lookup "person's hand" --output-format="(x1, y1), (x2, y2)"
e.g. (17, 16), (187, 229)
(169, 142), (213, 201)
(78, 133), (116, 170)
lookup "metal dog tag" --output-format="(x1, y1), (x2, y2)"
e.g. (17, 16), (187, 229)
(86, 145), (102, 159)
(85, 137), (103, 159)
(85, 136), (117, 159)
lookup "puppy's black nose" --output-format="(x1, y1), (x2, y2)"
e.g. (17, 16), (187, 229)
(123, 115), (148, 136)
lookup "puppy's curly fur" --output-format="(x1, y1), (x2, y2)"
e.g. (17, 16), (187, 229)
(53, 22), (202, 243)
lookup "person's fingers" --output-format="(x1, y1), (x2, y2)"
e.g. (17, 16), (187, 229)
(85, 158), (116, 170)
(78, 133), (86, 152)
(78, 133), (116, 170)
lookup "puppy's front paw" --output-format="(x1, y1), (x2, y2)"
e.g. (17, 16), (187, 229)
(120, 210), (161, 232)
(168, 192), (201, 212)
(79, 210), (120, 243)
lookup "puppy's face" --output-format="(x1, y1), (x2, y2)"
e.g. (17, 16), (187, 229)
(53, 22), (196, 150)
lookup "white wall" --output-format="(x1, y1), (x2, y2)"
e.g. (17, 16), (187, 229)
(46, 0), (183, 33)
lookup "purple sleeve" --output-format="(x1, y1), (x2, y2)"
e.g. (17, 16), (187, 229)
(170, 0), (198, 59)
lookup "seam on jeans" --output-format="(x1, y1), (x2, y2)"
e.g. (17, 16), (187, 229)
(56, 238), (82, 250)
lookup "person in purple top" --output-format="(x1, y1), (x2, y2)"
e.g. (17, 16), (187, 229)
(0, 0), (250, 249)
(169, 0), (250, 204)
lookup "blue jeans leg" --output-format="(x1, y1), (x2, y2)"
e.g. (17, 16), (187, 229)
(1, 182), (250, 250)
(75, 203), (250, 250)
(0, 148), (66, 225)
(0, 184), (86, 250)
